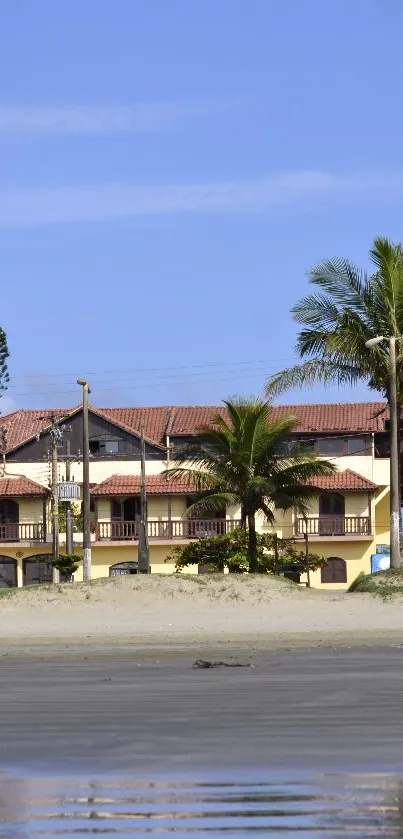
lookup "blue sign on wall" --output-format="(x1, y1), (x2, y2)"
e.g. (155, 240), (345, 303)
(371, 553), (391, 574)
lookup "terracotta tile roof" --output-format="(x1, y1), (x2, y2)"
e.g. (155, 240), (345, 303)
(0, 476), (48, 497)
(0, 408), (71, 452)
(0, 401), (388, 453)
(91, 473), (196, 497)
(305, 468), (377, 492)
(270, 402), (387, 433)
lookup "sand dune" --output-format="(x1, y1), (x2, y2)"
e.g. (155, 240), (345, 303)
(1, 574), (403, 651)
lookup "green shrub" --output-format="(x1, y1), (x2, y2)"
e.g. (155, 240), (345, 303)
(46, 553), (82, 579)
(167, 529), (325, 575)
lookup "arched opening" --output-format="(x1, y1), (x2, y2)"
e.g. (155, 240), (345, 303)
(319, 493), (345, 535)
(23, 555), (53, 586)
(109, 561), (138, 577)
(0, 500), (19, 541)
(321, 557), (347, 584)
(0, 556), (17, 588)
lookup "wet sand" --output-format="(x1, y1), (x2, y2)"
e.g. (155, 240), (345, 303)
(2, 646), (403, 774)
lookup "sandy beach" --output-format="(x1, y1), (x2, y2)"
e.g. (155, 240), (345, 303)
(2, 577), (403, 781)
(1, 574), (403, 654)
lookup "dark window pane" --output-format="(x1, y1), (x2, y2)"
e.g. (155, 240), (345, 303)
(347, 436), (366, 455)
(0, 557), (17, 588)
(101, 440), (120, 454)
(23, 555), (52, 586)
(318, 437), (344, 455)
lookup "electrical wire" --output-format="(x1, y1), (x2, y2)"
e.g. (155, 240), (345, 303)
(5, 357), (298, 382)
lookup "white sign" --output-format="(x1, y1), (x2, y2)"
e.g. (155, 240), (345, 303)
(58, 482), (80, 500)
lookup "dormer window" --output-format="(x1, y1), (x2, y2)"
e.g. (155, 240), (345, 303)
(89, 439), (123, 455)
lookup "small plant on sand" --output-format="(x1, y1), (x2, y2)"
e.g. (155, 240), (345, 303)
(349, 568), (403, 599)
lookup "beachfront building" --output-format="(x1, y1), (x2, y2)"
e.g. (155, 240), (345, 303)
(0, 401), (392, 590)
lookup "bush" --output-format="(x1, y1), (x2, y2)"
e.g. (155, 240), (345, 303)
(167, 529), (325, 575)
(46, 554), (82, 580)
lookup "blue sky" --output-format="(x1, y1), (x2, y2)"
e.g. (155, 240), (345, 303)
(1, 0), (402, 412)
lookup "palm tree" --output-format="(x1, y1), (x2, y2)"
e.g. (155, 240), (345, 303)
(266, 237), (403, 409)
(265, 237), (403, 565)
(165, 399), (335, 573)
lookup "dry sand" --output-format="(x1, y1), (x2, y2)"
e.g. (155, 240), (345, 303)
(1, 574), (403, 653)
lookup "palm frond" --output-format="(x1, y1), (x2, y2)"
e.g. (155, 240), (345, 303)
(308, 257), (368, 311)
(265, 359), (361, 398)
(185, 492), (239, 519)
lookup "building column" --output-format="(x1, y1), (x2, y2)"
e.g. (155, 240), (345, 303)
(16, 557), (23, 588)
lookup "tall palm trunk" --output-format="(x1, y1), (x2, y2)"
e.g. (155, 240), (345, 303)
(247, 514), (258, 573)
(397, 414), (403, 557)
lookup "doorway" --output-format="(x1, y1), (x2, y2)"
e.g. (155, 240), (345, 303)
(318, 493), (345, 535)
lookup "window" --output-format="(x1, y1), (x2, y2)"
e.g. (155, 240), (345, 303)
(0, 556), (17, 588)
(298, 439), (315, 453)
(317, 437), (344, 455)
(321, 557), (347, 584)
(347, 436), (366, 455)
(89, 439), (123, 455)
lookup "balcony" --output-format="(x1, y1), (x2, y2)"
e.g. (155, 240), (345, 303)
(96, 519), (242, 542)
(294, 515), (371, 538)
(0, 522), (46, 543)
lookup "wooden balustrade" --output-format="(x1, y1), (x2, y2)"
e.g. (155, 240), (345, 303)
(96, 519), (242, 541)
(294, 515), (371, 537)
(0, 522), (45, 542)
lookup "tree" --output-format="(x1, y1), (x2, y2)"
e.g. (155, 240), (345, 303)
(0, 327), (9, 406)
(265, 237), (403, 560)
(165, 399), (335, 573)
(266, 237), (403, 417)
(46, 553), (82, 582)
(168, 528), (326, 576)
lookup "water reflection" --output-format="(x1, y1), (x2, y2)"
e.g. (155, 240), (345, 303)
(1, 773), (403, 836)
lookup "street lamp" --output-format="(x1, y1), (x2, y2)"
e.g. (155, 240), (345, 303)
(365, 335), (400, 567)
(77, 378), (92, 581)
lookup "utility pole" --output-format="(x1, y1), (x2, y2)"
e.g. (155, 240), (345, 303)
(366, 335), (401, 567)
(304, 531), (311, 588)
(65, 437), (74, 555)
(138, 424), (149, 573)
(388, 337), (400, 567)
(38, 414), (65, 583)
(77, 379), (91, 581)
(49, 416), (63, 584)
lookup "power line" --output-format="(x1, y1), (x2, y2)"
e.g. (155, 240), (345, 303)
(3, 365), (278, 391)
(2, 370), (275, 398)
(5, 357), (298, 382)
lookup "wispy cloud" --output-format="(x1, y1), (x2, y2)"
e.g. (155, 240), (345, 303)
(0, 100), (229, 135)
(0, 171), (401, 228)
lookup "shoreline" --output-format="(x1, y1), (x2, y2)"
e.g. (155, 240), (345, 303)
(2, 628), (403, 659)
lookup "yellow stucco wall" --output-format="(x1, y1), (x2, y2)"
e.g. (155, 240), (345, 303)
(374, 492), (390, 545)
(15, 498), (44, 524)
(302, 540), (375, 590)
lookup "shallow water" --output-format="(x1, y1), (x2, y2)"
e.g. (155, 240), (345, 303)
(2, 772), (403, 837)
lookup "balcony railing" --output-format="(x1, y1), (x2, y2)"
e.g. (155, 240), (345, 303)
(294, 515), (371, 537)
(0, 522), (45, 542)
(96, 519), (242, 542)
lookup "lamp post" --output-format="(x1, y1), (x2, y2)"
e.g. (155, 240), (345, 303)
(365, 335), (400, 567)
(77, 378), (91, 581)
